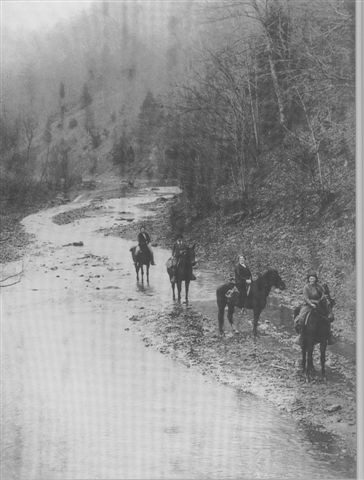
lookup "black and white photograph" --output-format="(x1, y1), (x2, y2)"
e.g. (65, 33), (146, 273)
(0, 1), (361, 479)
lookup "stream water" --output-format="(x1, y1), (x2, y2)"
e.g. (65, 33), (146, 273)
(1, 186), (355, 479)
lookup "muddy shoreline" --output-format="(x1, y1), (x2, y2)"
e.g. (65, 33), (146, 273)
(100, 189), (357, 472)
(2, 182), (357, 476)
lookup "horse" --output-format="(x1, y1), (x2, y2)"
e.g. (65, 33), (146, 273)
(216, 269), (286, 337)
(166, 245), (196, 304)
(293, 284), (335, 382)
(130, 243), (151, 283)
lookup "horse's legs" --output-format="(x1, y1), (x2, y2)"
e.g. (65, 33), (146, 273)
(301, 346), (307, 374)
(146, 264), (149, 284)
(320, 342), (327, 380)
(218, 307), (225, 335)
(140, 265), (144, 283)
(172, 282), (176, 301)
(227, 303), (238, 333)
(306, 346), (314, 382)
(185, 280), (190, 304)
(177, 280), (182, 303)
(253, 309), (261, 337)
(136, 265), (139, 282)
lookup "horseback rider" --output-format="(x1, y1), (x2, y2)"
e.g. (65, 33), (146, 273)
(226, 254), (252, 301)
(170, 233), (196, 282)
(235, 254), (252, 302)
(135, 225), (155, 265)
(294, 272), (335, 346)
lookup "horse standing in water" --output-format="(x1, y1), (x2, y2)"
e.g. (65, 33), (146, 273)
(293, 284), (335, 382)
(216, 269), (286, 337)
(167, 245), (196, 304)
(130, 244), (151, 283)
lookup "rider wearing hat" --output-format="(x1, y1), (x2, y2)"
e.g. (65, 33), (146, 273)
(136, 225), (155, 265)
(294, 272), (335, 346)
(170, 233), (196, 281)
(225, 254), (252, 300)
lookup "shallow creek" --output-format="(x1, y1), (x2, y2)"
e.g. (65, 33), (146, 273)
(1, 187), (354, 479)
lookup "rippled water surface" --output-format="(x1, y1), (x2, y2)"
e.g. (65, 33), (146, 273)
(1, 187), (354, 479)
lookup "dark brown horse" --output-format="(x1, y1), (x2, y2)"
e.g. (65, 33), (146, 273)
(167, 245), (196, 304)
(216, 269), (286, 336)
(130, 244), (151, 283)
(293, 284), (335, 382)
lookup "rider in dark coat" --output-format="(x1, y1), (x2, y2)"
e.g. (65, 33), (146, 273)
(226, 254), (252, 300)
(294, 272), (335, 346)
(234, 254), (252, 301)
(136, 225), (155, 265)
(170, 234), (196, 281)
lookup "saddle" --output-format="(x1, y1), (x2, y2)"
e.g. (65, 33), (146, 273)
(225, 285), (250, 302)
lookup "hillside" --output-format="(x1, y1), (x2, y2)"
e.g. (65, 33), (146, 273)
(1, 0), (356, 329)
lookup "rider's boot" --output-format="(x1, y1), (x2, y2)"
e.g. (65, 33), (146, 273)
(190, 272), (196, 281)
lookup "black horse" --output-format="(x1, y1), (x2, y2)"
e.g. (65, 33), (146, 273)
(130, 244), (151, 283)
(167, 245), (196, 304)
(293, 284), (335, 382)
(216, 269), (286, 337)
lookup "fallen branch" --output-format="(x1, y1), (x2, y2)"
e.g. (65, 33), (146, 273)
(0, 278), (22, 288)
(0, 263), (24, 283)
(270, 363), (289, 370)
(291, 405), (305, 412)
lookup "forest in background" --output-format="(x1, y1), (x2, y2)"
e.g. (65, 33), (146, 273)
(0, 0), (356, 328)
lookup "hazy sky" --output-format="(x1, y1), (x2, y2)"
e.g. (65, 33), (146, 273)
(1, 0), (94, 33)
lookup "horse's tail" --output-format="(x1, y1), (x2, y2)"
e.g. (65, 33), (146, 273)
(130, 246), (138, 265)
(216, 283), (234, 334)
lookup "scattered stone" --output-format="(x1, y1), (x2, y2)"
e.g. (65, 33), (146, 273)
(325, 404), (342, 413)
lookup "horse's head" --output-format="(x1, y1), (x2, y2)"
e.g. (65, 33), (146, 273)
(319, 283), (335, 320)
(266, 269), (286, 290)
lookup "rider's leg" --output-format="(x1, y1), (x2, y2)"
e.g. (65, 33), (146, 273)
(239, 285), (247, 305)
(294, 307), (309, 346)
